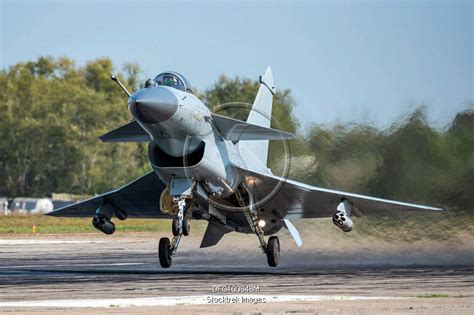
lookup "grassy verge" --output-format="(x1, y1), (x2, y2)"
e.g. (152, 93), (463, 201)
(354, 211), (474, 242)
(0, 215), (171, 234)
(1, 211), (472, 238)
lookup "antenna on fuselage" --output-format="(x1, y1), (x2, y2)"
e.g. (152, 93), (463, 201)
(111, 75), (131, 98)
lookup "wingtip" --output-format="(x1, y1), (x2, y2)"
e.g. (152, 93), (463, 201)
(424, 205), (444, 211)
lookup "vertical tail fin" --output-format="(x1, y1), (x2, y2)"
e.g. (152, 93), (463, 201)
(239, 67), (275, 172)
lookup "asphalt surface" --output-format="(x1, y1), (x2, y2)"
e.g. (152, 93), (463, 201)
(0, 233), (473, 313)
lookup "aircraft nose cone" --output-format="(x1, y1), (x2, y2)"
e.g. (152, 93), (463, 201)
(128, 87), (179, 123)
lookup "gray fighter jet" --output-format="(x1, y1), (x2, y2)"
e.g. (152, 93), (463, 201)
(49, 67), (442, 268)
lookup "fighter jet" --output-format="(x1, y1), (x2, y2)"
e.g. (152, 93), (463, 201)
(48, 67), (442, 268)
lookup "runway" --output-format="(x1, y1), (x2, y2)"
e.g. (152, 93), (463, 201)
(0, 233), (473, 314)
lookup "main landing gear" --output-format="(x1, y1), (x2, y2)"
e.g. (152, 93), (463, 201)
(266, 236), (280, 267)
(236, 186), (281, 267)
(242, 206), (281, 267)
(159, 196), (193, 268)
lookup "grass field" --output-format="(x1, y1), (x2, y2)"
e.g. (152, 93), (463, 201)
(0, 211), (472, 240)
(0, 215), (172, 234)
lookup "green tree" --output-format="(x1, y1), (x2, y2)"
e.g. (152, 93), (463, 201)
(0, 57), (147, 197)
(1, 56), (472, 218)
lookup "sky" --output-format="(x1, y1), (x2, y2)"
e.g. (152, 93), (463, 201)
(1, 0), (472, 130)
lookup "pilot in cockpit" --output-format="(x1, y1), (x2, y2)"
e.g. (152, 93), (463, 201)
(161, 75), (177, 88)
(156, 74), (183, 91)
(153, 72), (192, 93)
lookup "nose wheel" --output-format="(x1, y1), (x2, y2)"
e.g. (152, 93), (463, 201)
(182, 218), (191, 236)
(171, 218), (191, 237)
(171, 218), (180, 236)
(159, 196), (193, 268)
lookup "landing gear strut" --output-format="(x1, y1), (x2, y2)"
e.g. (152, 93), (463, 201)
(243, 207), (280, 267)
(159, 196), (193, 268)
(236, 185), (281, 267)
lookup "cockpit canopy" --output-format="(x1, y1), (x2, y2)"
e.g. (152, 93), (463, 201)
(153, 72), (193, 93)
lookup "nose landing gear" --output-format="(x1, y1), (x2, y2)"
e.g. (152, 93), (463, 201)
(158, 196), (193, 268)
(171, 218), (191, 236)
(171, 218), (180, 236)
(182, 218), (191, 236)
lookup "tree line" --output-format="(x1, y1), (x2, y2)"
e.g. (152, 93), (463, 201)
(0, 57), (472, 213)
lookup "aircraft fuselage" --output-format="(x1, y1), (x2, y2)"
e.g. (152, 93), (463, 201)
(129, 85), (242, 197)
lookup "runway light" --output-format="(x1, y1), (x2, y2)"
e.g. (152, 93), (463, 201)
(258, 220), (266, 228)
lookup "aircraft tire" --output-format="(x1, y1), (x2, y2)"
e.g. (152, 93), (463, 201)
(182, 219), (191, 236)
(171, 218), (180, 236)
(266, 236), (280, 267)
(159, 237), (172, 268)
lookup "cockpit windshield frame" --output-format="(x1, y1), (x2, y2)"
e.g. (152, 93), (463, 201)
(153, 72), (193, 93)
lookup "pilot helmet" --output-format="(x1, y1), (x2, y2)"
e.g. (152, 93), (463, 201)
(163, 75), (178, 87)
